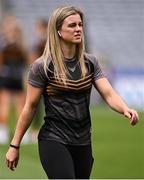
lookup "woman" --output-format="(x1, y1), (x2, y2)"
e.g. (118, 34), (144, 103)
(5, 6), (139, 179)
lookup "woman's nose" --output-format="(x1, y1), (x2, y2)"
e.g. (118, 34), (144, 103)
(75, 25), (82, 31)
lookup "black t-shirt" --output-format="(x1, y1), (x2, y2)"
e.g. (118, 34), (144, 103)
(28, 53), (105, 145)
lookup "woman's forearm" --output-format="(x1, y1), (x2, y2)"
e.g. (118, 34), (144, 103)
(106, 92), (129, 114)
(10, 104), (37, 146)
(95, 78), (138, 125)
(95, 78), (129, 114)
(105, 91), (139, 125)
(10, 84), (43, 146)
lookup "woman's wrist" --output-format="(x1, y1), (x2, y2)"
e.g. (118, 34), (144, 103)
(10, 144), (20, 149)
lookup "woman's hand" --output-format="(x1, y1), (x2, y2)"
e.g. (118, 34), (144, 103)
(5, 147), (19, 171)
(124, 108), (139, 125)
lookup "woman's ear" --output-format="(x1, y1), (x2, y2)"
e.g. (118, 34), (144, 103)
(58, 31), (61, 37)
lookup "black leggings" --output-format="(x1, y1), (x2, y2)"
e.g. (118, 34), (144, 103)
(38, 140), (94, 179)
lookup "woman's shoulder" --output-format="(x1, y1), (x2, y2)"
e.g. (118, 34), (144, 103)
(32, 56), (44, 65)
(30, 56), (53, 75)
(30, 57), (44, 73)
(32, 56), (52, 67)
(84, 52), (98, 64)
(84, 52), (95, 59)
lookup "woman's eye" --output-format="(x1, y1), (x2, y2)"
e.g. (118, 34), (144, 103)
(69, 23), (76, 27)
(79, 23), (83, 27)
(68, 23), (83, 28)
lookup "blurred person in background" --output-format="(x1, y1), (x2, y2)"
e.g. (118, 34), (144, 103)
(29, 18), (48, 64)
(28, 18), (48, 141)
(0, 15), (28, 144)
(5, 6), (139, 179)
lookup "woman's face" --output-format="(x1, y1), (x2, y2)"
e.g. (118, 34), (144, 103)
(59, 13), (83, 45)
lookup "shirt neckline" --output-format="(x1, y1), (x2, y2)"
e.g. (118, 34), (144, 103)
(64, 57), (76, 62)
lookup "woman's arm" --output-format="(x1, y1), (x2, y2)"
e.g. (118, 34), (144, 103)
(5, 84), (44, 171)
(94, 77), (139, 125)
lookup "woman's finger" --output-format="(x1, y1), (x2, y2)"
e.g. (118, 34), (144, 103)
(14, 158), (19, 168)
(7, 160), (15, 171)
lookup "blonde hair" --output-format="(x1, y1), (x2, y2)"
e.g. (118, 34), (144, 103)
(42, 6), (87, 83)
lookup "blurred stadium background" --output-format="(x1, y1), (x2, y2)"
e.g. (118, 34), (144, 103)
(0, 0), (144, 109)
(0, 0), (144, 179)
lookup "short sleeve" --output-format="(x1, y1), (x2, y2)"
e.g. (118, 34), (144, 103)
(85, 53), (105, 81)
(28, 58), (47, 87)
(92, 56), (105, 81)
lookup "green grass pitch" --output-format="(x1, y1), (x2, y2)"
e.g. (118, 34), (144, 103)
(0, 105), (143, 179)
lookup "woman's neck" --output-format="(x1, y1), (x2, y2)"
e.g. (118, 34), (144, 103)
(60, 41), (76, 59)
